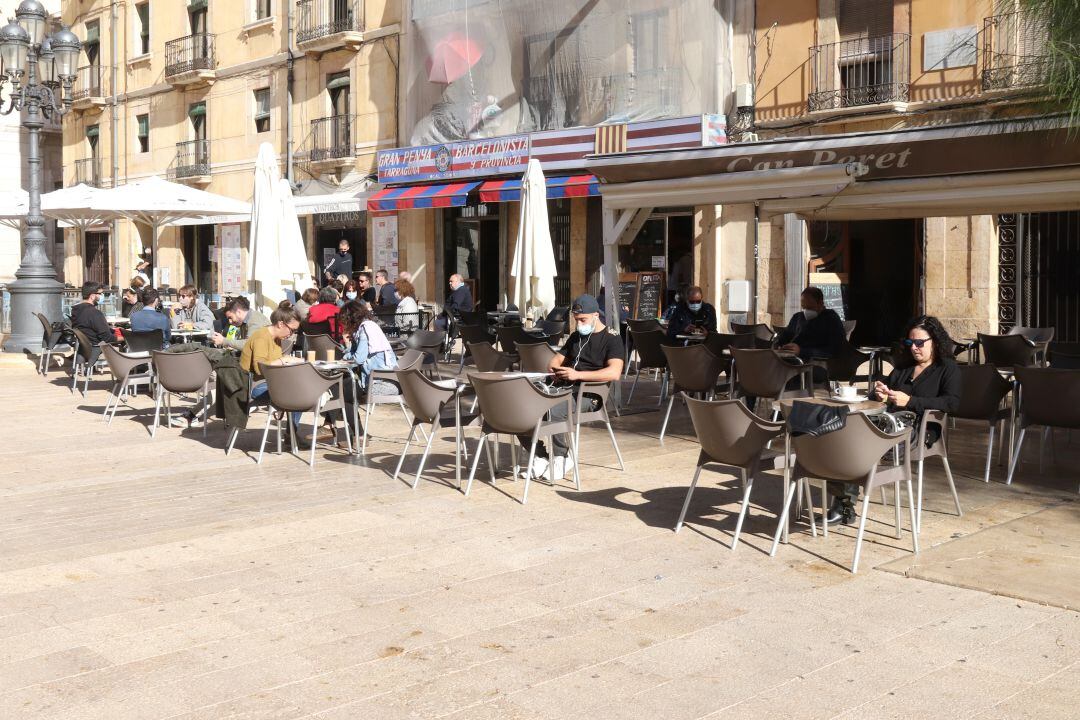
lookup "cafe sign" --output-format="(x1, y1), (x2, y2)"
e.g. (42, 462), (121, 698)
(377, 135), (530, 184)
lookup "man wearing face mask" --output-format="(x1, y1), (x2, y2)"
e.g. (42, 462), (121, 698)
(323, 238), (353, 286)
(666, 286), (717, 342)
(70, 281), (120, 345)
(518, 295), (625, 481)
(775, 286), (845, 361)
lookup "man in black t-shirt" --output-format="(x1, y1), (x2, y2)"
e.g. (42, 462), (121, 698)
(375, 269), (398, 309)
(520, 294), (624, 481)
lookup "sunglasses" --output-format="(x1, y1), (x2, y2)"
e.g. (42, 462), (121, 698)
(903, 338), (931, 348)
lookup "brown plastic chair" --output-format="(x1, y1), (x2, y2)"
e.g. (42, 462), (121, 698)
(978, 333), (1036, 371)
(406, 329), (445, 378)
(465, 373), (578, 503)
(150, 350), (213, 438)
(730, 348), (812, 417)
(456, 323), (495, 370)
(626, 328), (670, 406)
(121, 328), (164, 353)
(627, 318), (662, 333)
(258, 362), (353, 466)
(731, 322), (775, 345)
(1048, 341), (1080, 369)
(678, 396), (807, 549)
(516, 341), (556, 373)
(302, 333), (340, 361)
(1007, 367), (1080, 490)
(70, 327), (107, 396)
(35, 312), (71, 375)
(952, 364), (1013, 483)
(358, 352), (424, 455)
(1008, 326), (1055, 364)
(826, 341), (871, 387)
(467, 341), (515, 372)
(392, 369), (477, 488)
(101, 344), (153, 426)
(540, 319), (567, 338)
(659, 344), (726, 442)
(495, 324), (534, 355)
(772, 411), (918, 573)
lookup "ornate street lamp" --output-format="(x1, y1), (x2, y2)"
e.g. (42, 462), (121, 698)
(1, 1), (81, 352)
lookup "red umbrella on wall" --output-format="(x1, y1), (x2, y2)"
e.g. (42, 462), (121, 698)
(427, 32), (483, 84)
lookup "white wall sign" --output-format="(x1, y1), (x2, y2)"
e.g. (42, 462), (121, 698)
(220, 223), (243, 294)
(372, 214), (400, 279)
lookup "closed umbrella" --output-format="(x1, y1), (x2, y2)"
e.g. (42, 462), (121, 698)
(510, 159), (558, 319)
(278, 178), (314, 294)
(248, 143), (283, 310)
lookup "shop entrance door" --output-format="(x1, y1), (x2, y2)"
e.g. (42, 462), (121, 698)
(810, 219), (921, 346)
(316, 225), (365, 280)
(83, 231), (109, 286)
(618, 211), (694, 308)
(445, 216), (500, 312)
(182, 224), (215, 293)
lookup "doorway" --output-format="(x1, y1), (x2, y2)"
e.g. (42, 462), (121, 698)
(618, 210), (694, 307)
(182, 224), (215, 293)
(316, 223), (364, 280)
(444, 205), (500, 312)
(810, 219), (921, 346)
(84, 231), (110, 286)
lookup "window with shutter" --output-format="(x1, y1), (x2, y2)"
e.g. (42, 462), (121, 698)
(838, 0), (893, 41)
(254, 88), (270, 133)
(136, 114), (149, 154)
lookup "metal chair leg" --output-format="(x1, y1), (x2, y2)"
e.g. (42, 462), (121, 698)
(984, 424), (996, 483)
(942, 456), (961, 517)
(659, 394), (675, 442)
(257, 409), (273, 464)
(1006, 427), (1027, 485)
(603, 416), (624, 470)
(769, 479), (799, 557)
(850, 490), (874, 574)
(464, 434), (486, 496)
(151, 386), (163, 438)
(731, 472), (754, 550)
(411, 422), (438, 489)
(392, 425), (417, 481)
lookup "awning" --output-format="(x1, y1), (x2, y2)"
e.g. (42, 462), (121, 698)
(479, 174), (599, 203)
(367, 182), (480, 211)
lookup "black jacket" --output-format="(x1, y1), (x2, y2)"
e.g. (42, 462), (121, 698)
(667, 302), (717, 341)
(324, 251), (353, 282)
(70, 302), (116, 345)
(880, 360), (961, 415)
(444, 284), (473, 316)
(776, 309), (845, 360)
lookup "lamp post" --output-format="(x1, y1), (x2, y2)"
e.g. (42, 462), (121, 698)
(1, 1), (81, 353)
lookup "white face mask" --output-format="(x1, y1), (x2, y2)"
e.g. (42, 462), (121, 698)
(802, 309), (819, 321)
(345, 291), (358, 300)
(577, 319), (595, 336)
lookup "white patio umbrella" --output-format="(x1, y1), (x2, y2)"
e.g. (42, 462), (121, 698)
(40, 184), (125, 284)
(247, 143), (313, 310)
(0, 189), (28, 230)
(95, 176), (251, 285)
(510, 159), (558, 318)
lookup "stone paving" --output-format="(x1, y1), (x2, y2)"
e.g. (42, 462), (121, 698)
(0, 359), (1078, 719)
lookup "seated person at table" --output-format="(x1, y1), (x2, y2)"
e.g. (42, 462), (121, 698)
(357, 272), (378, 305)
(242, 303), (303, 423)
(775, 286), (845, 361)
(519, 295), (624, 482)
(211, 296), (270, 351)
(375, 269), (398, 310)
(342, 279), (360, 304)
(121, 287), (142, 318)
(666, 286), (717, 342)
(435, 274), (473, 332)
(129, 288), (172, 346)
(70, 281), (119, 346)
(394, 278), (420, 332)
(170, 284), (215, 332)
(294, 287), (319, 321)
(305, 286), (342, 341)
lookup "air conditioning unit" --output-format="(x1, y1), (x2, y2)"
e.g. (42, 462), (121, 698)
(735, 83), (755, 110)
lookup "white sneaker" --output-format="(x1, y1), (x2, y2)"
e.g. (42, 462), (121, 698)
(563, 456), (575, 480)
(528, 456), (549, 480)
(551, 456), (566, 481)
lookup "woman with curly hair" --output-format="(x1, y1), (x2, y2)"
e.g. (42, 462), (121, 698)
(339, 300), (398, 390)
(828, 316), (961, 526)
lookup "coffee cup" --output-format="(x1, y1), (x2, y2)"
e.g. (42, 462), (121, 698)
(327, 348), (336, 362)
(836, 385), (859, 400)
(305, 350), (316, 363)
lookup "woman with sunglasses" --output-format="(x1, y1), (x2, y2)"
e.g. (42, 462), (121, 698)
(822, 315), (961, 526)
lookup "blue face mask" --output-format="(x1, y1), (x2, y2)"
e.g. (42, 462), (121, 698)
(577, 320), (595, 336)
(345, 291), (358, 300)
(688, 302), (703, 312)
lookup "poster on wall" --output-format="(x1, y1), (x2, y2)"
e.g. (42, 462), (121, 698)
(220, 223), (243, 295)
(372, 214), (400, 279)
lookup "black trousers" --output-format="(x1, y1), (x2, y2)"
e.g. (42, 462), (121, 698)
(517, 394), (599, 459)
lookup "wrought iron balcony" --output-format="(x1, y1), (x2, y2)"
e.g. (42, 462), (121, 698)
(71, 65), (105, 106)
(164, 33), (217, 85)
(309, 114), (354, 164)
(808, 33), (910, 112)
(173, 139), (211, 182)
(982, 11), (1049, 92)
(296, 0), (364, 52)
(74, 157), (102, 187)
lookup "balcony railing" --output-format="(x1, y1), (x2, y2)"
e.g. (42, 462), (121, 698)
(309, 114), (353, 162)
(982, 11), (1049, 91)
(296, 0), (363, 44)
(74, 157), (102, 187)
(164, 33), (216, 78)
(809, 33), (910, 112)
(174, 139), (210, 179)
(72, 65), (103, 100)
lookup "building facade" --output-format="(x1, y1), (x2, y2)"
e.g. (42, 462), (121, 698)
(60, 0), (400, 297)
(0, 0), (64, 285)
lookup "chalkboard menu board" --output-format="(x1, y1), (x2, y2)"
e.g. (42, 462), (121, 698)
(617, 279), (638, 322)
(637, 272), (664, 320)
(810, 272), (848, 321)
